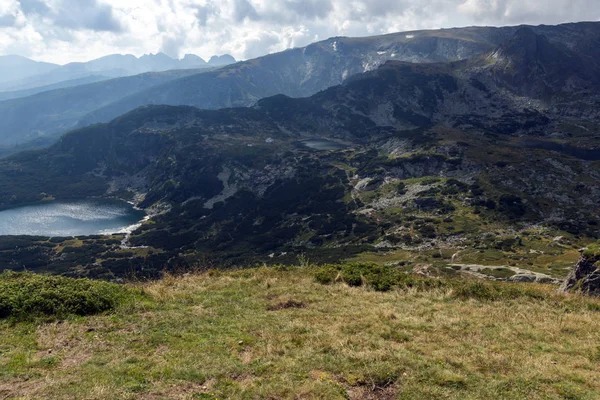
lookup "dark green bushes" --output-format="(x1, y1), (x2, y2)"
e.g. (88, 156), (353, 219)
(0, 272), (137, 320)
(313, 262), (443, 292)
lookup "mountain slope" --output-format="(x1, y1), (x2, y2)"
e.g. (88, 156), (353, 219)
(79, 26), (512, 126)
(0, 25), (521, 150)
(1, 27), (599, 275)
(0, 55), (58, 85)
(0, 68), (209, 147)
(79, 22), (600, 127)
(0, 75), (109, 102)
(474, 27), (600, 99)
(3, 22), (600, 153)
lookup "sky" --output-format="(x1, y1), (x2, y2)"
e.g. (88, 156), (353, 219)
(0, 0), (599, 65)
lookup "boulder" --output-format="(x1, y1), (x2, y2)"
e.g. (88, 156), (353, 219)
(509, 274), (537, 283)
(560, 247), (600, 295)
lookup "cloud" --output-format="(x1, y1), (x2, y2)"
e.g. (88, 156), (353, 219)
(0, 0), (599, 64)
(0, 14), (17, 28)
(17, 0), (123, 32)
(233, 0), (259, 22)
(160, 35), (185, 58)
(18, 0), (51, 15)
(457, 0), (600, 25)
(193, 2), (218, 27)
(55, 0), (123, 32)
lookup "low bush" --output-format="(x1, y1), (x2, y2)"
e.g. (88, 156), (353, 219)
(452, 281), (546, 301)
(313, 262), (443, 292)
(0, 271), (136, 320)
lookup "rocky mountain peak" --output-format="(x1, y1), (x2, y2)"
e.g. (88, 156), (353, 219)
(182, 54), (206, 62)
(482, 26), (599, 99)
(208, 54), (236, 66)
(492, 27), (565, 67)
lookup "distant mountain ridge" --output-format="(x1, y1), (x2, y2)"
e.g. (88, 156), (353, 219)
(0, 68), (208, 148)
(0, 52), (236, 92)
(0, 55), (58, 85)
(0, 75), (109, 102)
(1, 22), (600, 152)
(67, 22), (600, 129)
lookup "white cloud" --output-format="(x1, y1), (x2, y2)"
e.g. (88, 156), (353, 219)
(0, 0), (598, 64)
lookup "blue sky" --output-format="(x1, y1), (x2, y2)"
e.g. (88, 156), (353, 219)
(0, 0), (599, 64)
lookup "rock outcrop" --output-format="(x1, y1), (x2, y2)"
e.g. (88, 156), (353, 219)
(560, 246), (600, 295)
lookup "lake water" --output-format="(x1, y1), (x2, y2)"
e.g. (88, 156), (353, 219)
(0, 199), (146, 237)
(299, 139), (348, 151)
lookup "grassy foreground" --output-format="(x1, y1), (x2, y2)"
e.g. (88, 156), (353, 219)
(2, 267), (600, 399)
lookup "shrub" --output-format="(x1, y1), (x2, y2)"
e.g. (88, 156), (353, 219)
(0, 271), (136, 320)
(313, 262), (443, 292)
(314, 268), (336, 285)
(452, 281), (546, 301)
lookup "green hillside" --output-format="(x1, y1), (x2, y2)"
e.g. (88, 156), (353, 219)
(2, 266), (600, 399)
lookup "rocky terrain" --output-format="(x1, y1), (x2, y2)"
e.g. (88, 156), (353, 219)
(561, 243), (600, 294)
(0, 26), (598, 279)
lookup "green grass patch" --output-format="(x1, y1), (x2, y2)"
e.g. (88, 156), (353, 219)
(480, 267), (516, 279)
(583, 242), (600, 258)
(2, 267), (600, 399)
(452, 281), (547, 301)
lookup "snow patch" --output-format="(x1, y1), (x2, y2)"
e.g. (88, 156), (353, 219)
(406, 34), (415, 39)
(362, 60), (378, 72)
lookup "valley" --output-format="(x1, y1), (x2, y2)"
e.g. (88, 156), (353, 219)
(2, 16), (600, 400)
(0, 25), (598, 281)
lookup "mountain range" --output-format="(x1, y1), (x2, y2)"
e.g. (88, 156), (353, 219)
(1, 22), (600, 154)
(4, 18), (600, 400)
(0, 52), (236, 93)
(0, 53), (237, 152)
(0, 24), (599, 277)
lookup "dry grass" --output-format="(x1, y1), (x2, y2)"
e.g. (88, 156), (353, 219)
(1, 267), (600, 399)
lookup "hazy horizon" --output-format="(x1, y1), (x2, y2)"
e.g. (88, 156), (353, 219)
(0, 51), (236, 67)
